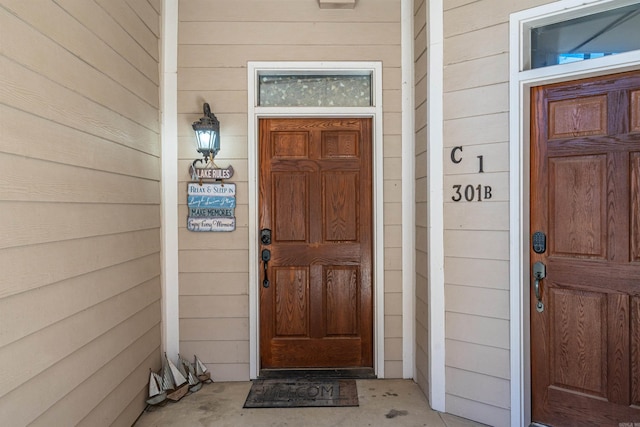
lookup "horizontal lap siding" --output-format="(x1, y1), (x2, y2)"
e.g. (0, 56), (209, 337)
(178, 0), (402, 380)
(442, 1), (549, 426)
(0, 0), (161, 425)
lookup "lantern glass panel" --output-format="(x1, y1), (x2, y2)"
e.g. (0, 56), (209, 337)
(197, 130), (219, 154)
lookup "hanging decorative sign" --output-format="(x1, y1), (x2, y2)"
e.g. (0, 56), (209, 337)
(187, 182), (236, 232)
(187, 217), (236, 232)
(189, 163), (234, 181)
(187, 195), (236, 208)
(189, 207), (235, 218)
(187, 182), (236, 196)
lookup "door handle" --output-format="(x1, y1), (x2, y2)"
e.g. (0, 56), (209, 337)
(261, 249), (271, 288)
(532, 261), (546, 313)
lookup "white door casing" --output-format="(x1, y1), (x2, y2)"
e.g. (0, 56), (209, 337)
(247, 62), (387, 379)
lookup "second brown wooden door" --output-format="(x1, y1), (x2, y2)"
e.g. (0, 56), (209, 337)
(259, 117), (373, 370)
(530, 71), (640, 426)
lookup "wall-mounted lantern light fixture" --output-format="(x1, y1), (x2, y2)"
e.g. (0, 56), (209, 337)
(191, 103), (220, 162)
(187, 102), (235, 232)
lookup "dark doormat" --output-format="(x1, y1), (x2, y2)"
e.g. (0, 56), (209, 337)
(243, 378), (359, 408)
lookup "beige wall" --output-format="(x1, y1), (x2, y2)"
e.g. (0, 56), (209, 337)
(176, 0), (403, 380)
(0, 0), (162, 425)
(441, 0), (548, 425)
(1, 0), (587, 425)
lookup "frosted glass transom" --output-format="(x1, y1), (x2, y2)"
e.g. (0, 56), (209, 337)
(258, 74), (372, 107)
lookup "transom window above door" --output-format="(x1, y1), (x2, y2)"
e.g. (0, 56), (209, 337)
(257, 72), (373, 107)
(529, 2), (640, 69)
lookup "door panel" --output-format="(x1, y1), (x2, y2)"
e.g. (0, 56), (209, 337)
(326, 267), (359, 336)
(273, 172), (308, 241)
(531, 71), (640, 426)
(324, 172), (359, 241)
(259, 118), (373, 370)
(548, 288), (608, 397)
(274, 267), (309, 336)
(632, 90), (640, 132)
(548, 94), (608, 139)
(549, 155), (607, 259)
(633, 297), (640, 406)
(633, 153), (640, 261)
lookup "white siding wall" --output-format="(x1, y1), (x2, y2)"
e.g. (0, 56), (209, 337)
(441, 0), (548, 425)
(177, 0), (403, 380)
(0, 0), (162, 425)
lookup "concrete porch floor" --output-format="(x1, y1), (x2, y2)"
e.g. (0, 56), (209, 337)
(133, 379), (489, 427)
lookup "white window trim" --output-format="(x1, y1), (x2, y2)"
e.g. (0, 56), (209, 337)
(509, 1), (640, 425)
(247, 61), (386, 379)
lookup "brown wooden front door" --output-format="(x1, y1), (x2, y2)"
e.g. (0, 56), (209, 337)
(531, 71), (640, 426)
(258, 117), (373, 370)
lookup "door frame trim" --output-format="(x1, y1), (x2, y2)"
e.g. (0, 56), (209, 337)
(509, 1), (640, 425)
(247, 61), (385, 379)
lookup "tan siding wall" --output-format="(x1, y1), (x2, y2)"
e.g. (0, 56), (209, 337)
(0, 0), (162, 425)
(177, 0), (402, 380)
(442, 0), (548, 425)
(413, 0), (429, 397)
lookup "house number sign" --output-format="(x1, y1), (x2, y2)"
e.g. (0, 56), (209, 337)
(449, 146), (492, 202)
(187, 182), (236, 232)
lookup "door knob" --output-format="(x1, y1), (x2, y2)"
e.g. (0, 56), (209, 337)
(261, 249), (271, 288)
(532, 261), (546, 313)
